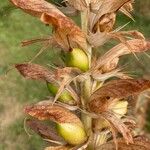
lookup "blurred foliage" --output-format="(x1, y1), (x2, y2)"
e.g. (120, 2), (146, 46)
(0, 0), (150, 150)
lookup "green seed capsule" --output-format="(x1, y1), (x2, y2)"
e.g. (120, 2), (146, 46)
(47, 82), (75, 105)
(61, 48), (89, 72)
(56, 123), (87, 145)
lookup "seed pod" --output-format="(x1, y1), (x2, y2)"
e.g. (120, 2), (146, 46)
(47, 82), (75, 105)
(56, 123), (87, 145)
(25, 103), (87, 145)
(61, 48), (89, 72)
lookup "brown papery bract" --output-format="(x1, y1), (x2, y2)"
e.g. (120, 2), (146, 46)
(90, 0), (131, 30)
(15, 63), (54, 82)
(24, 103), (82, 126)
(97, 135), (150, 150)
(92, 12), (116, 33)
(10, 0), (87, 51)
(94, 39), (150, 72)
(89, 79), (150, 113)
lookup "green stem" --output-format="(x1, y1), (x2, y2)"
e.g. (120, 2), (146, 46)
(80, 8), (92, 141)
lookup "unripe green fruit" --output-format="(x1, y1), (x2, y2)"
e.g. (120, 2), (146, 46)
(56, 123), (87, 145)
(62, 48), (89, 72)
(47, 82), (75, 105)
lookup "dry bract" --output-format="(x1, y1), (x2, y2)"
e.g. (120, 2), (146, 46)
(15, 63), (54, 82)
(10, 0), (87, 51)
(24, 103), (82, 126)
(101, 111), (134, 144)
(92, 12), (116, 33)
(97, 135), (150, 150)
(94, 39), (150, 71)
(89, 0), (131, 30)
(89, 79), (150, 114)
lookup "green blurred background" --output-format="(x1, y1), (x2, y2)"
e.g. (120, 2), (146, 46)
(0, 0), (150, 150)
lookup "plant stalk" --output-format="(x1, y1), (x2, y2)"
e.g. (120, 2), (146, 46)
(80, 8), (92, 141)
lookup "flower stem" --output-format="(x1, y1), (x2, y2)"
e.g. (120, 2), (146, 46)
(80, 8), (92, 139)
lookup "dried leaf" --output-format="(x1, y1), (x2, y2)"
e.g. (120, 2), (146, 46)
(92, 12), (116, 33)
(24, 102), (82, 126)
(41, 13), (87, 51)
(97, 135), (150, 150)
(101, 111), (133, 145)
(115, 30), (145, 39)
(91, 68), (131, 82)
(89, 79), (150, 113)
(11, 0), (87, 51)
(10, 0), (64, 17)
(94, 39), (150, 71)
(15, 63), (54, 82)
(26, 119), (65, 144)
(90, 0), (131, 30)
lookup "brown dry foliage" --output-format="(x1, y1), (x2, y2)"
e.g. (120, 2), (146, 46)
(89, 79), (150, 113)
(15, 63), (54, 82)
(94, 39), (150, 71)
(92, 12), (116, 33)
(97, 135), (150, 150)
(24, 102), (82, 126)
(10, 0), (87, 51)
(90, 0), (131, 30)
(101, 111), (134, 145)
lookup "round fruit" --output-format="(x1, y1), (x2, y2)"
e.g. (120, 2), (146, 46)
(47, 82), (75, 105)
(61, 48), (89, 72)
(56, 123), (87, 145)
